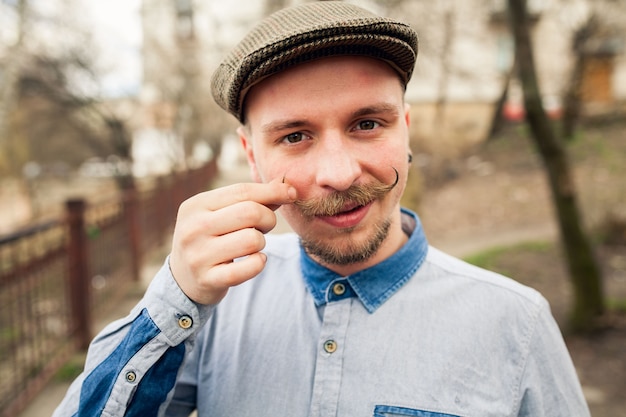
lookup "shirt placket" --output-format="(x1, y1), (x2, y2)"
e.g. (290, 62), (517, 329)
(309, 298), (352, 417)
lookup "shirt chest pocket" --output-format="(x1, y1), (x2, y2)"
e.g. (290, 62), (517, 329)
(374, 405), (461, 417)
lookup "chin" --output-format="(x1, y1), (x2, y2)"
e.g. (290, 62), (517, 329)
(300, 217), (391, 266)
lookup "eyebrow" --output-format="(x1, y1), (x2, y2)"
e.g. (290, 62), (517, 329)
(351, 103), (400, 119)
(260, 120), (308, 136)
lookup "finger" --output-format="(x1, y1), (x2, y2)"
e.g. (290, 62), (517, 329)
(206, 201), (278, 236)
(179, 252), (268, 305)
(194, 180), (296, 212)
(170, 228), (266, 295)
(204, 252), (268, 291)
(203, 228), (267, 265)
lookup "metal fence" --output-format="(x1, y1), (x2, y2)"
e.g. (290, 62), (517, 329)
(0, 160), (217, 417)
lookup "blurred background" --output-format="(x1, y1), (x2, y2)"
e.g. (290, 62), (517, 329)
(1, 0), (625, 228)
(1, 0), (625, 416)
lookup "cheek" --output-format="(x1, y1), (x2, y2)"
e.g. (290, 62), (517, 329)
(371, 147), (406, 178)
(281, 170), (315, 201)
(263, 158), (314, 191)
(250, 150), (287, 183)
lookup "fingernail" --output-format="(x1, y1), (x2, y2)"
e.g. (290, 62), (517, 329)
(287, 186), (297, 200)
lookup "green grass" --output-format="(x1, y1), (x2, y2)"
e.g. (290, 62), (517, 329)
(463, 240), (553, 271)
(607, 298), (626, 314)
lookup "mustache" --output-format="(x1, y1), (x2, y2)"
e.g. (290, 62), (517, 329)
(292, 167), (399, 218)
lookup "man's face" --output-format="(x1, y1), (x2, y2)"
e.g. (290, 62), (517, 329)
(239, 56), (412, 274)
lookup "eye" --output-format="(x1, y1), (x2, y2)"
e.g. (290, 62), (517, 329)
(355, 120), (380, 131)
(283, 132), (305, 144)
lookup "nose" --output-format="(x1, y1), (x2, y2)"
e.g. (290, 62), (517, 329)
(313, 132), (361, 191)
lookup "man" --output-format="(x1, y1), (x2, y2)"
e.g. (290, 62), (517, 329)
(54, 2), (590, 416)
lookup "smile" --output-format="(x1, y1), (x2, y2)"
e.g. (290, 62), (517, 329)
(317, 202), (372, 228)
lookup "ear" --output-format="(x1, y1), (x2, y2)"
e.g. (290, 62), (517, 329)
(237, 125), (263, 183)
(404, 102), (411, 128)
(404, 103), (412, 156)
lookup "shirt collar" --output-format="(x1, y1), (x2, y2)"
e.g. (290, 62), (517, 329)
(300, 208), (429, 313)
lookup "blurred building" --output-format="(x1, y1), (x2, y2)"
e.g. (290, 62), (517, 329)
(135, 0), (265, 176)
(138, 0), (626, 162)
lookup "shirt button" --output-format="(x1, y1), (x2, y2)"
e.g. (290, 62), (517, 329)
(125, 371), (137, 383)
(332, 282), (346, 296)
(323, 340), (337, 354)
(178, 315), (193, 329)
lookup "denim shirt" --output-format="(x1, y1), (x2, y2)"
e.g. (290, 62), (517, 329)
(54, 209), (590, 417)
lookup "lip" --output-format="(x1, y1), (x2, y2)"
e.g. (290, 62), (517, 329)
(317, 202), (372, 228)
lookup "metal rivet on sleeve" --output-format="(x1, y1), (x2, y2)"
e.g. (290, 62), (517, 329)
(178, 315), (193, 329)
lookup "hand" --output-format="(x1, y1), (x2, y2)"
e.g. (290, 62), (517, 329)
(169, 179), (297, 305)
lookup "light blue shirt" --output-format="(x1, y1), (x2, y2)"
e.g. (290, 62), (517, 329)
(54, 209), (589, 417)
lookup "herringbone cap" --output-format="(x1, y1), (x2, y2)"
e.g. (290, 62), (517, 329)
(211, 1), (418, 122)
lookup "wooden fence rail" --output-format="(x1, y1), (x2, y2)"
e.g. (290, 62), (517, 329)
(0, 160), (217, 417)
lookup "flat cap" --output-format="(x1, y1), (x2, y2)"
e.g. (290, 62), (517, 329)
(211, 1), (418, 122)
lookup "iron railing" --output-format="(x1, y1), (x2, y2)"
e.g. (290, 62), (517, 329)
(0, 160), (217, 417)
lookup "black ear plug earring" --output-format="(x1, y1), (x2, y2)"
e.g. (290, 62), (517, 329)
(408, 153), (413, 164)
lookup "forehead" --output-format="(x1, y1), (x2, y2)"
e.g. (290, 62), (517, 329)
(242, 56), (404, 125)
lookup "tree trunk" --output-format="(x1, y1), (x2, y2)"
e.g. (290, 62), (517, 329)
(507, 0), (604, 331)
(562, 16), (597, 141)
(487, 64), (515, 140)
(0, 0), (28, 153)
(561, 52), (585, 141)
(433, 9), (454, 132)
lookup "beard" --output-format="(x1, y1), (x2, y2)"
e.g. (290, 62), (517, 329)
(294, 168), (399, 266)
(300, 217), (391, 265)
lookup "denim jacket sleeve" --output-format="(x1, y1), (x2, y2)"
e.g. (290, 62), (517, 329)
(52, 259), (214, 417)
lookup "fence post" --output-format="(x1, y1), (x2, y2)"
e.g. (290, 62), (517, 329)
(124, 186), (142, 282)
(66, 198), (91, 350)
(155, 176), (167, 245)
